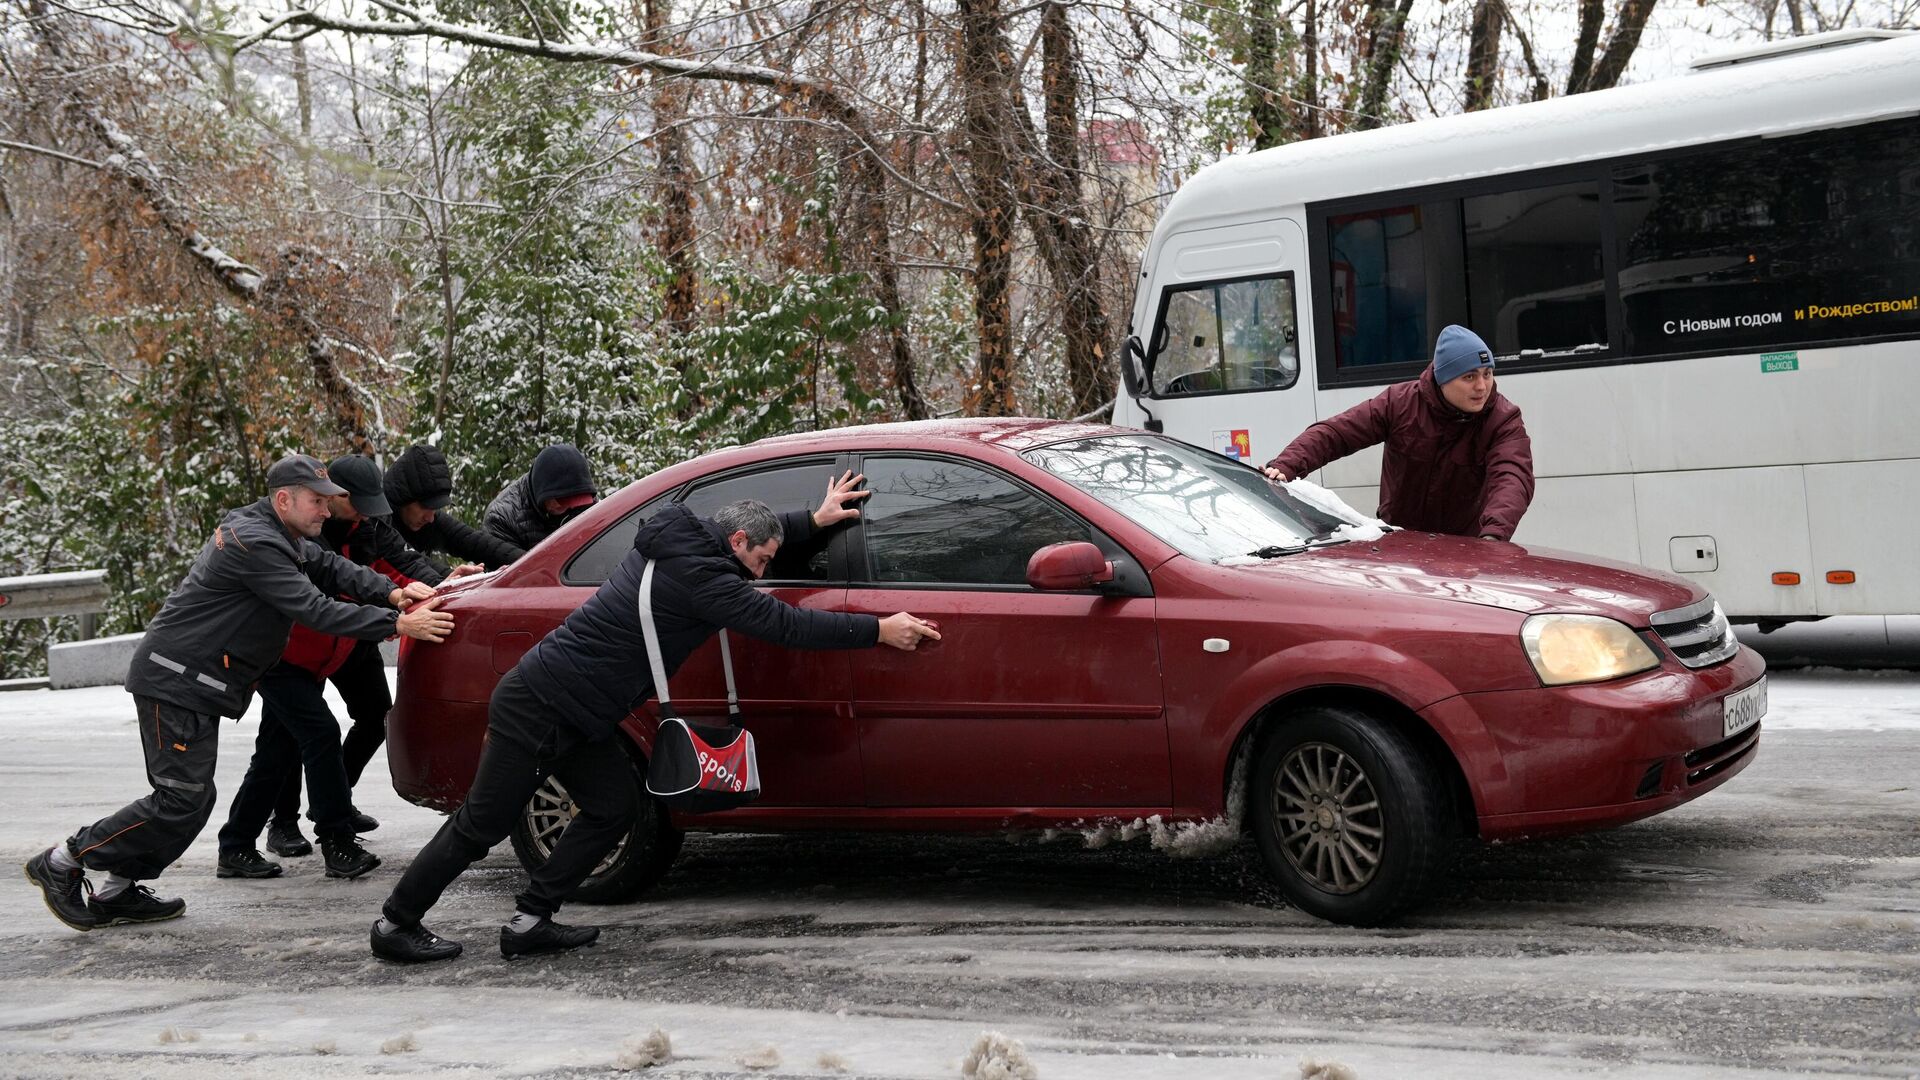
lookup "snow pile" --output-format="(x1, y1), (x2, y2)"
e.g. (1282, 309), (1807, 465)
(614, 1029), (672, 1069)
(312, 1040), (337, 1055)
(818, 1051), (852, 1071)
(737, 1044), (781, 1069)
(961, 1031), (1037, 1079)
(1300, 1059), (1360, 1080)
(380, 1032), (418, 1054)
(1283, 477), (1386, 533)
(156, 1026), (198, 1044)
(1074, 754), (1248, 857)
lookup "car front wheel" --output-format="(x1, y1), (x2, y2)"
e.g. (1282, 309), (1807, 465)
(1251, 705), (1452, 926)
(508, 754), (684, 904)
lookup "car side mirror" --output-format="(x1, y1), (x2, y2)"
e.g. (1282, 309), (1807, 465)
(1026, 541), (1116, 591)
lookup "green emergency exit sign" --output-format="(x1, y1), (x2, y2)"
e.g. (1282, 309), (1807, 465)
(1760, 352), (1799, 373)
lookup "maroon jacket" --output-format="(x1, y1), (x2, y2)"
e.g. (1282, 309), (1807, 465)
(1267, 366), (1535, 541)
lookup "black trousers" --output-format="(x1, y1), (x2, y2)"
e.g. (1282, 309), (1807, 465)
(217, 666), (358, 852)
(272, 641), (390, 825)
(382, 669), (635, 927)
(66, 695), (221, 880)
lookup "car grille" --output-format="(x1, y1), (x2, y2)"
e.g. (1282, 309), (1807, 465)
(1649, 597), (1739, 669)
(1683, 723), (1760, 786)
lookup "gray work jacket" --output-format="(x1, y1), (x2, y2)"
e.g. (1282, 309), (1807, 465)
(124, 498), (402, 717)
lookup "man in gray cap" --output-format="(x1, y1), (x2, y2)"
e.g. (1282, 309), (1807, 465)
(22, 454), (457, 932)
(224, 454), (484, 876)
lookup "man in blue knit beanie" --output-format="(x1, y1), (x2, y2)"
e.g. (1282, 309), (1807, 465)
(1262, 324), (1535, 541)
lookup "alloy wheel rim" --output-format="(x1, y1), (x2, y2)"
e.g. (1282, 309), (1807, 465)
(1272, 741), (1385, 894)
(524, 776), (629, 878)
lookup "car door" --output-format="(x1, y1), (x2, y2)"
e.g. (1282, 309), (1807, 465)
(843, 453), (1169, 809)
(566, 455), (864, 807)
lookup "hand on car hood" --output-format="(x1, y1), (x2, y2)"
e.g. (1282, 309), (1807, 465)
(1238, 530), (1703, 624)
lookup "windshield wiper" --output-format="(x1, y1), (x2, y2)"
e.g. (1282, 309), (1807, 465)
(1246, 543), (1310, 558)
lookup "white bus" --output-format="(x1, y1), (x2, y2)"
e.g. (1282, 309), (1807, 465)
(1112, 28), (1920, 622)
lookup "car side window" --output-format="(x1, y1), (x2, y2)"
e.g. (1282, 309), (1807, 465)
(860, 456), (1093, 586)
(562, 499), (666, 585)
(682, 461), (842, 582)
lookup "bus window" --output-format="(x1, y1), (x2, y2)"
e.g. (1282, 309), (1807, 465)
(1615, 115), (1920, 356)
(1327, 206), (1431, 368)
(1150, 273), (1299, 397)
(1464, 181), (1608, 357)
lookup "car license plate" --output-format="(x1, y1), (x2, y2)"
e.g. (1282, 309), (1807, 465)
(1723, 676), (1767, 737)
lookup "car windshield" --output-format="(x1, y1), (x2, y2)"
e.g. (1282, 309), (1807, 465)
(1021, 435), (1359, 563)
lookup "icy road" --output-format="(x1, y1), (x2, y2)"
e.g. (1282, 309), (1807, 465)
(2, 671), (1917, 1079)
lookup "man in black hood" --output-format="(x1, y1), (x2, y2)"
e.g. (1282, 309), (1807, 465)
(483, 444), (596, 553)
(370, 476), (940, 964)
(385, 444), (526, 571)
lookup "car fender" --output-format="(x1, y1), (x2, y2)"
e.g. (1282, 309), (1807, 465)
(1173, 638), (1503, 814)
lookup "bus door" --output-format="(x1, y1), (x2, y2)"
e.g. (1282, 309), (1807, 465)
(1128, 218), (1317, 470)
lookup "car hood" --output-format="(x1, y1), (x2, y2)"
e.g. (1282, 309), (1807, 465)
(1232, 530), (1703, 624)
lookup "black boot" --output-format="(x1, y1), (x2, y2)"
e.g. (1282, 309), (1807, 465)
(216, 849), (284, 879)
(266, 819), (313, 858)
(23, 848), (94, 931)
(370, 919), (462, 963)
(89, 883), (186, 926)
(500, 917), (600, 959)
(321, 834), (380, 880)
(349, 810), (380, 833)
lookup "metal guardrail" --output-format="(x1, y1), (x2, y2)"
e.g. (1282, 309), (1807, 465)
(0, 569), (110, 639)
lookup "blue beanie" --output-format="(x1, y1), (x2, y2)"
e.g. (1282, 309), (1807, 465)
(1432, 325), (1494, 385)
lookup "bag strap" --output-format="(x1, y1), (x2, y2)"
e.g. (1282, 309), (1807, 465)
(638, 558), (737, 717)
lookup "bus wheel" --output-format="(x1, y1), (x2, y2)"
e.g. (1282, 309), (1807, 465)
(1251, 705), (1452, 926)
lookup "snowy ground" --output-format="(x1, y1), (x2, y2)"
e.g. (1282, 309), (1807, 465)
(2, 671), (1917, 1079)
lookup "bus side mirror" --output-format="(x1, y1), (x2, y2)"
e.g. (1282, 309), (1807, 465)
(1122, 335), (1152, 397)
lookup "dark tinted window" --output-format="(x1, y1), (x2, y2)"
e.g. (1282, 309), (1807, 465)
(561, 460), (843, 586)
(1465, 181), (1607, 356)
(683, 461), (842, 582)
(562, 500), (664, 585)
(861, 457), (1091, 586)
(1327, 205), (1437, 368)
(1150, 274), (1299, 396)
(1614, 118), (1920, 354)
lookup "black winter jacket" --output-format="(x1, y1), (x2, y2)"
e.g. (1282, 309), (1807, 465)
(482, 473), (560, 553)
(124, 498), (401, 717)
(383, 445), (526, 568)
(515, 503), (879, 741)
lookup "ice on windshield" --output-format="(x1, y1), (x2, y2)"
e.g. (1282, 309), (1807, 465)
(1022, 435), (1378, 563)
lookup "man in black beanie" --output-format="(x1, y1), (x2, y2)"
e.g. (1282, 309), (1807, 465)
(384, 444), (526, 572)
(483, 444), (598, 553)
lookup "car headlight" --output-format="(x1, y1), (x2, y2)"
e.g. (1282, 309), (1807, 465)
(1520, 614), (1661, 686)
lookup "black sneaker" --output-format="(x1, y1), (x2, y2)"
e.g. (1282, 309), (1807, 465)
(370, 919), (462, 963)
(23, 848), (94, 932)
(500, 917), (600, 959)
(321, 835), (380, 880)
(89, 883), (186, 926)
(216, 849), (284, 879)
(349, 810), (380, 833)
(266, 820), (313, 858)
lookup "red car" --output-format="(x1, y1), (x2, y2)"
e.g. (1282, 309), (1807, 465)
(389, 419), (1766, 925)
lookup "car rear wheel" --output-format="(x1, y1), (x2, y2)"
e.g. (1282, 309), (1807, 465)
(1251, 705), (1452, 926)
(509, 755), (684, 904)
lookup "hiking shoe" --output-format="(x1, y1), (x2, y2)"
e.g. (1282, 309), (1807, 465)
(321, 835), (380, 880)
(370, 919), (462, 963)
(349, 810), (380, 833)
(266, 820), (313, 858)
(500, 917), (600, 960)
(89, 883), (186, 926)
(23, 848), (94, 932)
(216, 849), (284, 879)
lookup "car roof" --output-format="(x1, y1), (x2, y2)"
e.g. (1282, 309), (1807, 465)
(746, 417), (1132, 456)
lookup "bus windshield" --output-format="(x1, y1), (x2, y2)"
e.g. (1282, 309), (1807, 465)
(1022, 435), (1356, 562)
